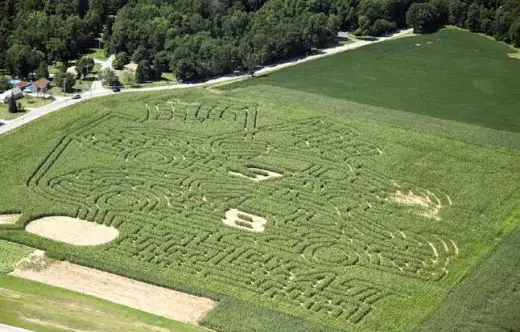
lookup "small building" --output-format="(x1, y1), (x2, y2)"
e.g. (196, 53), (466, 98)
(123, 62), (138, 72)
(67, 66), (79, 76)
(0, 87), (24, 104)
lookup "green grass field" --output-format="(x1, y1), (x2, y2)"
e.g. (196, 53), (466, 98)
(223, 28), (520, 133)
(0, 86), (519, 331)
(417, 221), (520, 331)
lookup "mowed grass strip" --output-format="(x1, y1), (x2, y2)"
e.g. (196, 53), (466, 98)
(223, 28), (520, 133)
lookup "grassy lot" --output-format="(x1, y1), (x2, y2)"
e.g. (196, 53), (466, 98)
(0, 96), (55, 120)
(417, 220), (520, 331)
(88, 47), (108, 61)
(0, 87), (519, 331)
(48, 63), (102, 96)
(120, 71), (177, 88)
(222, 28), (520, 133)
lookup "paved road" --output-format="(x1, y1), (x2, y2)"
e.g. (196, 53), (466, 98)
(0, 29), (412, 136)
(0, 323), (35, 332)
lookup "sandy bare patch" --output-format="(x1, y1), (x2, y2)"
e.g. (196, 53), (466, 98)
(222, 209), (267, 232)
(0, 214), (21, 225)
(11, 257), (216, 324)
(25, 216), (119, 246)
(14, 250), (53, 272)
(390, 189), (442, 220)
(229, 168), (282, 182)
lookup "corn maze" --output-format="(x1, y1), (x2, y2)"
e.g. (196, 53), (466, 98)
(26, 99), (459, 327)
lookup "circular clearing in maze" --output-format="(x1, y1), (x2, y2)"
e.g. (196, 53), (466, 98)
(25, 216), (119, 246)
(126, 149), (174, 165)
(311, 244), (360, 266)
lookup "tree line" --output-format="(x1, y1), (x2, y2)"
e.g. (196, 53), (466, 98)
(1, 0), (519, 83)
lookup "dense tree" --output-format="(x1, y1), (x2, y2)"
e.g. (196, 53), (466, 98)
(511, 18), (520, 47)
(466, 3), (482, 32)
(76, 56), (95, 79)
(7, 44), (45, 79)
(113, 52), (130, 70)
(8, 94), (18, 113)
(0, 77), (9, 93)
(54, 72), (76, 92)
(136, 60), (154, 83)
(0, 0), (519, 82)
(406, 3), (440, 34)
(99, 69), (119, 86)
(36, 61), (50, 79)
(448, 0), (467, 27)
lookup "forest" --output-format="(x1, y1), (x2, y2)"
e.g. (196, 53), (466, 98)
(0, 0), (519, 82)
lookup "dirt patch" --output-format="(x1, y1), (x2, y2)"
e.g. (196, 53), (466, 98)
(11, 257), (216, 324)
(0, 214), (21, 225)
(390, 189), (442, 220)
(14, 250), (53, 272)
(222, 209), (267, 232)
(25, 216), (119, 246)
(229, 168), (282, 182)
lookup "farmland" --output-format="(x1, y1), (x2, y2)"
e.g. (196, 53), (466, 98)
(0, 87), (519, 332)
(223, 28), (520, 133)
(416, 222), (520, 331)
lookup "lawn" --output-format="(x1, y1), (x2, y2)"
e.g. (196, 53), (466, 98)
(0, 96), (55, 120)
(222, 28), (520, 133)
(88, 47), (108, 61)
(0, 87), (519, 332)
(120, 71), (177, 88)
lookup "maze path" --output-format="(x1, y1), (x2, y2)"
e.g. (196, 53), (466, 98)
(27, 99), (458, 327)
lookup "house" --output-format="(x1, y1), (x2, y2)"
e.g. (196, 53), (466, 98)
(123, 62), (138, 72)
(33, 78), (51, 92)
(0, 87), (24, 104)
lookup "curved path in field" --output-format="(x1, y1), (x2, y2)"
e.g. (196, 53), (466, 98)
(0, 29), (412, 136)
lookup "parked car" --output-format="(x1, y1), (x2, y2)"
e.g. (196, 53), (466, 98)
(72, 94), (81, 100)
(112, 86), (121, 92)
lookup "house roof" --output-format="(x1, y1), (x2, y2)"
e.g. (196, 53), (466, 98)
(16, 81), (29, 89)
(33, 78), (50, 88)
(124, 63), (138, 71)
